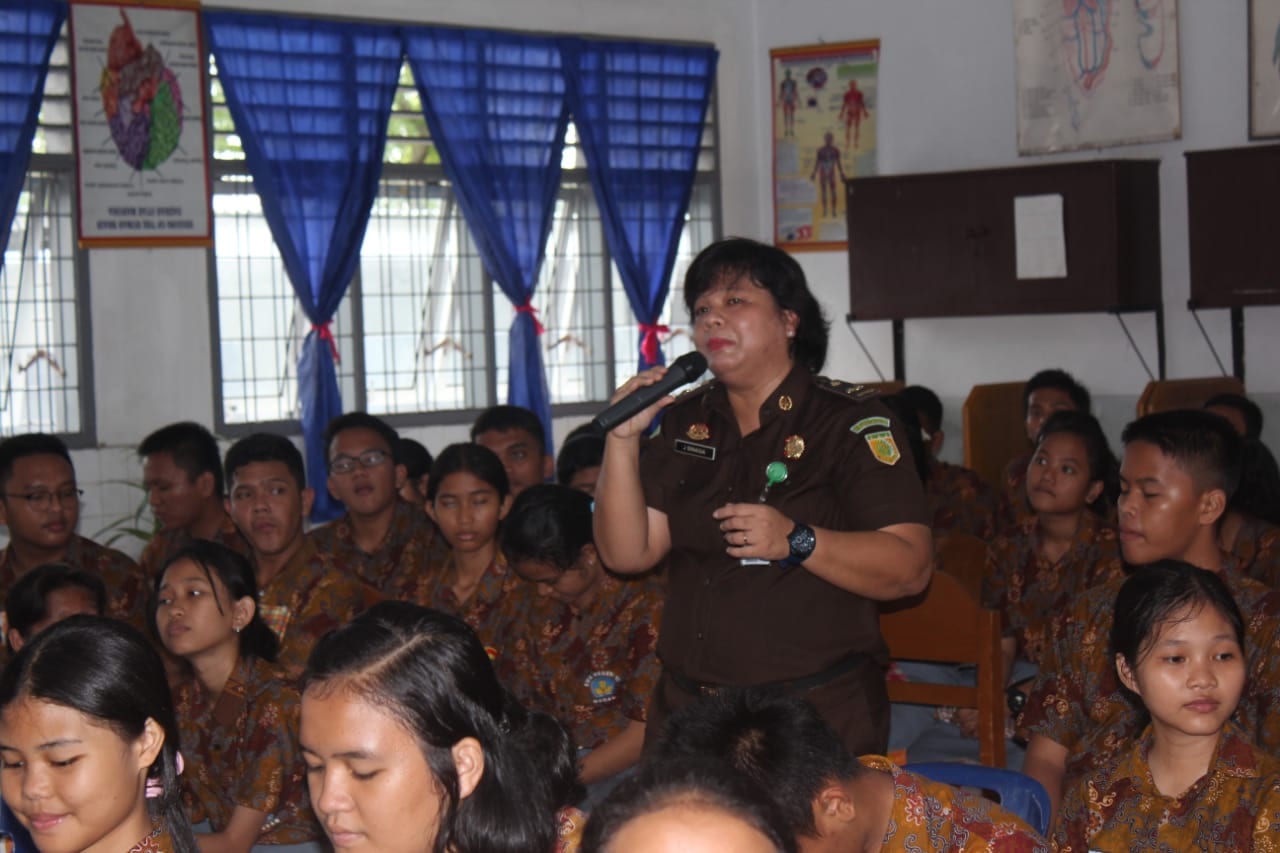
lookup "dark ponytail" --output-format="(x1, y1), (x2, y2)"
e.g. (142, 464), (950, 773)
(156, 540), (279, 662)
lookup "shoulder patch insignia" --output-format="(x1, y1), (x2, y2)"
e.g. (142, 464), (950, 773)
(851, 416), (891, 435)
(815, 376), (878, 402)
(865, 430), (901, 466)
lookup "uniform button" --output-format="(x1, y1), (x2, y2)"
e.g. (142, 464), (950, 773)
(696, 632), (704, 640)
(703, 578), (710, 586)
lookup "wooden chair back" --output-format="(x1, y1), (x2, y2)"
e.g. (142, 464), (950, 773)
(881, 570), (1005, 767)
(1135, 376), (1245, 417)
(935, 532), (989, 599)
(962, 382), (1026, 489)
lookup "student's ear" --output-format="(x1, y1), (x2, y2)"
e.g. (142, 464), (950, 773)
(135, 717), (166, 774)
(451, 737), (485, 801)
(7, 628), (24, 654)
(1115, 653), (1140, 697)
(194, 470), (217, 500)
(232, 595), (256, 633)
(1198, 487), (1228, 527)
(393, 463), (408, 492)
(498, 493), (513, 522)
(224, 496), (233, 517)
(1085, 480), (1105, 506)
(301, 487), (315, 520)
(425, 500), (438, 524)
(812, 781), (857, 833)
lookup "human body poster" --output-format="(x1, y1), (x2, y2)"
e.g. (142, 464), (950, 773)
(770, 40), (879, 251)
(1014, 0), (1180, 154)
(69, 0), (211, 247)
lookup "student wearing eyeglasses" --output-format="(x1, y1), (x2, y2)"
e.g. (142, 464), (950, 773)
(0, 433), (148, 644)
(307, 413), (449, 600)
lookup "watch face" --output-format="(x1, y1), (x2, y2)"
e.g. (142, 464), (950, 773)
(789, 525), (817, 558)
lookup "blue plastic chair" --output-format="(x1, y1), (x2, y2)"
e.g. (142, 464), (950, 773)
(905, 762), (1051, 838)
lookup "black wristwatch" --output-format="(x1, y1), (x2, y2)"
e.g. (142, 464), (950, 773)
(780, 522), (816, 568)
(1007, 685), (1028, 717)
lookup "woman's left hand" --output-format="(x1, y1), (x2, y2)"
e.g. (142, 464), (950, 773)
(713, 503), (794, 561)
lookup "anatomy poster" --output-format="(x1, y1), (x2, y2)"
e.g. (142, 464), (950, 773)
(770, 40), (879, 251)
(1014, 0), (1180, 154)
(69, 0), (211, 247)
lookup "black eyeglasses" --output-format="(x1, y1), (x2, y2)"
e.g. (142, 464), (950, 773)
(2, 487), (83, 511)
(329, 449), (390, 475)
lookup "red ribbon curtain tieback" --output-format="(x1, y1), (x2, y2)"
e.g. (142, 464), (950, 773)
(638, 323), (669, 365)
(516, 299), (545, 335)
(312, 322), (341, 364)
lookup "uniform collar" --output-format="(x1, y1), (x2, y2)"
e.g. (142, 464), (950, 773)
(702, 362), (812, 427)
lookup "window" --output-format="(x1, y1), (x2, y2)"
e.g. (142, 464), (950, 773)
(211, 58), (719, 433)
(0, 31), (92, 442)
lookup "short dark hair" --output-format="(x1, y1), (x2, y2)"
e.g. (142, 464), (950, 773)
(501, 484), (594, 572)
(138, 422), (225, 496)
(156, 541), (278, 663)
(581, 757), (797, 853)
(302, 602), (580, 853)
(1037, 410), (1119, 515)
(5, 563), (106, 646)
(900, 385), (943, 435)
(682, 237), (830, 374)
(0, 433), (73, 492)
(427, 443), (510, 503)
(1232, 439), (1280, 526)
(397, 438), (433, 481)
(224, 433), (307, 492)
(1023, 369), (1092, 415)
(555, 426), (604, 487)
(649, 689), (860, 839)
(323, 412), (400, 466)
(470, 405), (546, 451)
(1204, 393), (1264, 441)
(0, 616), (199, 853)
(1122, 409), (1241, 498)
(1112, 561), (1246, 677)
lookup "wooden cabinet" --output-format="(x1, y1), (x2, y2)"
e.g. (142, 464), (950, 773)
(1186, 144), (1280, 309)
(845, 160), (1162, 320)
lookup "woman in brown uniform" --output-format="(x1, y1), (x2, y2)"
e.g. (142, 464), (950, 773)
(594, 237), (932, 756)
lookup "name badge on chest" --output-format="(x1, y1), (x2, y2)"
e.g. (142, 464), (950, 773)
(674, 439), (717, 461)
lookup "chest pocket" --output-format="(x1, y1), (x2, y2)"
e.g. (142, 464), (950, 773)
(258, 604), (292, 643)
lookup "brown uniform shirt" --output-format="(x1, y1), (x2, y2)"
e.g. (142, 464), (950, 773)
(138, 515), (251, 582)
(306, 498), (449, 599)
(639, 365), (929, 684)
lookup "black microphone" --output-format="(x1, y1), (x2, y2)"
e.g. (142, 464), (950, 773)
(592, 351), (709, 433)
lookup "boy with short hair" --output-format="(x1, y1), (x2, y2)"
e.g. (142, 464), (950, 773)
(0, 433), (147, 632)
(137, 421), (249, 579)
(1020, 410), (1280, 812)
(1204, 392), (1264, 441)
(471, 404), (552, 497)
(396, 437), (433, 507)
(5, 561), (105, 652)
(653, 689), (1048, 851)
(556, 423), (605, 497)
(307, 412), (447, 599)
(224, 433), (376, 676)
(899, 384), (995, 540)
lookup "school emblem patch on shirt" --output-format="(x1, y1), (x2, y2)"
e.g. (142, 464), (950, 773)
(864, 430), (901, 466)
(586, 671), (620, 704)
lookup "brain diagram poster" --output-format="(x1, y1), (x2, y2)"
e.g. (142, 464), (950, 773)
(69, 1), (211, 247)
(1014, 0), (1181, 154)
(770, 40), (879, 251)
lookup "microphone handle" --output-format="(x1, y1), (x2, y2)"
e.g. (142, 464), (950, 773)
(592, 373), (688, 432)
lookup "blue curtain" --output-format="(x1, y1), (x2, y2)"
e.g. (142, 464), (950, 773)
(0, 0), (65, 271)
(205, 11), (402, 521)
(563, 39), (717, 370)
(401, 26), (568, 454)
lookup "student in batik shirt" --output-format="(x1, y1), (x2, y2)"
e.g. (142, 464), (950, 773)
(0, 617), (199, 853)
(1053, 562), (1280, 851)
(500, 484), (664, 800)
(994, 370), (1092, 534)
(395, 437), (433, 508)
(557, 423), (605, 497)
(408, 444), (535, 656)
(1021, 411), (1280, 817)
(300, 602), (585, 853)
(1219, 437), (1280, 587)
(652, 689), (1048, 852)
(4, 561), (105, 653)
(155, 541), (323, 853)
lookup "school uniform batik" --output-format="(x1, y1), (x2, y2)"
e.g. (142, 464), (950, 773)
(127, 824), (176, 853)
(0, 535), (148, 632)
(257, 539), (378, 677)
(1020, 561), (1280, 784)
(139, 515), (251, 581)
(1052, 722), (1280, 852)
(928, 460), (997, 540)
(501, 573), (664, 751)
(1231, 514), (1280, 589)
(306, 498), (450, 599)
(981, 512), (1124, 665)
(859, 755), (1049, 851)
(407, 553), (535, 658)
(994, 455), (1033, 534)
(175, 655), (321, 844)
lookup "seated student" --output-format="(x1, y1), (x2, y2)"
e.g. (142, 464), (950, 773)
(1054, 562), (1280, 851)
(900, 384), (996, 540)
(396, 436), (432, 507)
(300, 602), (583, 853)
(472, 404), (553, 498)
(306, 413), (448, 599)
(155, 541), (323, 853)
(499, 484), (663, 799)
(223, 434), (376, 677)
(0, 433), (148, 634)
(557, 423), (605, 497)
(1219, 438), (1280, 587)
(406, 443), (536, 656)
(993, 370), (1091, 533)
(138, 422), (251, 581)
(650, 689), (1048, 852)
(1020, 410), (1280, 815)
(0, 616), (199, 853)
(5, 561), (105, 653)
(581, 758), (797, 853)
(1204, 391), (1264, 441)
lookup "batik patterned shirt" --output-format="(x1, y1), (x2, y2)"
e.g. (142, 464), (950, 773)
(306, 498), (450, 599)
(139, 515), (251, 581)
(928, 460), (997, 540)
